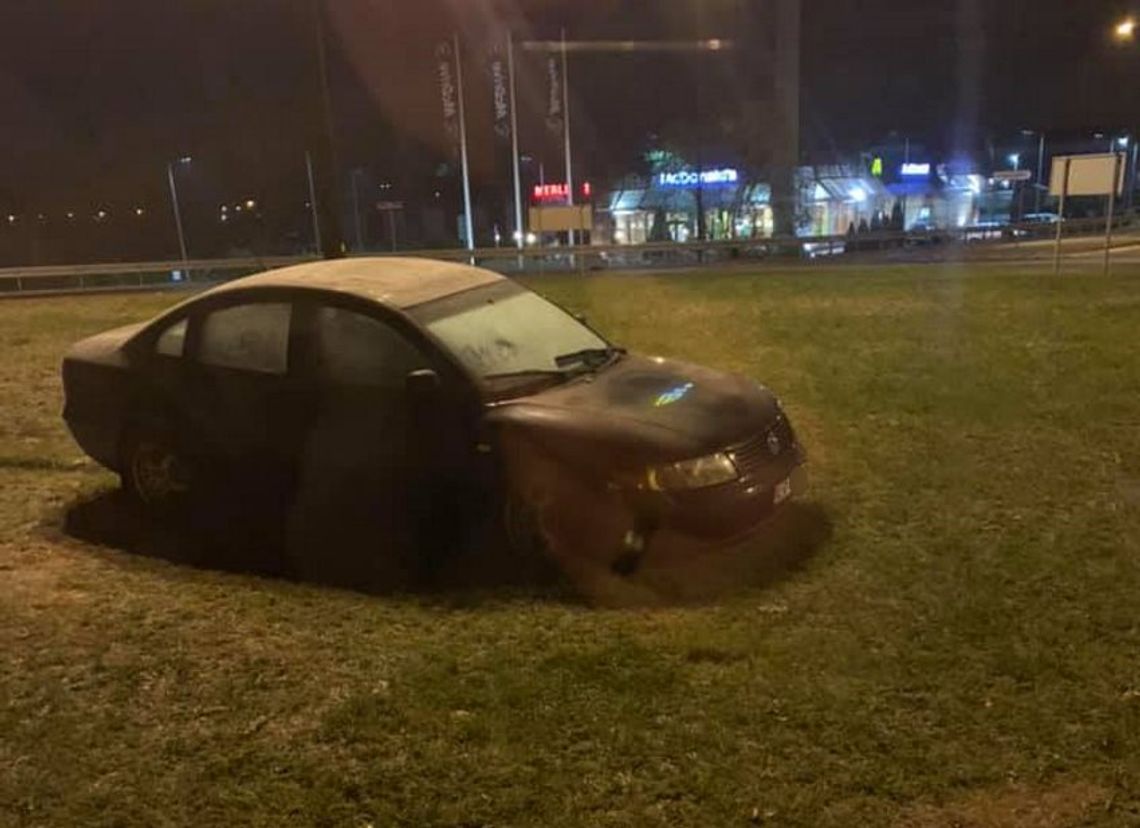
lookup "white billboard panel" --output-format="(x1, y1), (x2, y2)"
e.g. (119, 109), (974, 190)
(1050, 153), (1126, 196)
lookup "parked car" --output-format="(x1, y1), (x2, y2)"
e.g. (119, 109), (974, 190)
(62, 258), (806, 584)
(1010, 212), (1060, 238)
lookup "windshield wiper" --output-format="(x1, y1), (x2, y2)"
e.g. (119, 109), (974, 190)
(484, 348), (624, 383)
(483, 368), (569, 381)
(554, 346), (624, 370)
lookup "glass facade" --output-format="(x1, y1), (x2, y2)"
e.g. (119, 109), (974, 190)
(601, 163), (991, 244)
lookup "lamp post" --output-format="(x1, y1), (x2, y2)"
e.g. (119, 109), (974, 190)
(1130, 139), (1139, 212)
(305, 150), (322, 254)
(1020, 129), (1047, 214)
(350, 168), (364, 251)
(166, 156), (191, 265)
(1117, 135), (1139, 213)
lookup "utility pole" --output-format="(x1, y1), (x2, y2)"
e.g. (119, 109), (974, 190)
(166, 159), (189, 266)
(305, 150), (322, 254)
(1035, 132), (1046, 214)
(771, 0), (801, 245)
(308, 0), (345, 258)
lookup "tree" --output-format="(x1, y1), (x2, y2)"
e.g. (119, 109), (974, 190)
(891, 201), (904, 231)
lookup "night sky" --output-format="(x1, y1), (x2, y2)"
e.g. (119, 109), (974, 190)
(0, 0), (1136, 216)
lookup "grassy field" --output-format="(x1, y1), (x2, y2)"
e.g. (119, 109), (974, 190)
(2, 262), (1140, 826)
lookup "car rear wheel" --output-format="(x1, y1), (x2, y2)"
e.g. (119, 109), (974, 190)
(121, 428), (194, 514)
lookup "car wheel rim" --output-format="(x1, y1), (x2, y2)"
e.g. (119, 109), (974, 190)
(132, 440), (190, 505)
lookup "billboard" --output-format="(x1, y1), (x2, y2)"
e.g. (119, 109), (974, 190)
(529, 205), (593, 232)
(1049, 153), (1126, 197)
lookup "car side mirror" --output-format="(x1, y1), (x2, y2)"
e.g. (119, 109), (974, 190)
(406, 368), (441, 397)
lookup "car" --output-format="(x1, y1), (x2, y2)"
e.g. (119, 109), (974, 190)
(1020, 212), (1059, 224)
(62, 258), (806, 586)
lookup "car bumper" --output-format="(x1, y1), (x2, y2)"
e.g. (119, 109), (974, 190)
(638, 455), (807, 548)
(535, 442), (808, 572)
(656, 463), (807, 540)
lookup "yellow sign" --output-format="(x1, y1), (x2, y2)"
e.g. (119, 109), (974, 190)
(528, 205), (593, 233)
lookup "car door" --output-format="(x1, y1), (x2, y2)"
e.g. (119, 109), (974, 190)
(182, 295), (307, 513)
(286, 297), (479, 583)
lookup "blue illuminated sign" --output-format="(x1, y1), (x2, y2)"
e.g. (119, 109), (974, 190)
(657, 169), (739, 188)
(654, 382), (695, 407)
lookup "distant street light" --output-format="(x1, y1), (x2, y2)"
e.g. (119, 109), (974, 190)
(166, 157), (192, 265)
(1008, 153), (1020, 170)
(1114, 17), (1136, 41)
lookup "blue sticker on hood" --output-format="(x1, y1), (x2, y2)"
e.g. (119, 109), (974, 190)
(653, 382), (694, 407)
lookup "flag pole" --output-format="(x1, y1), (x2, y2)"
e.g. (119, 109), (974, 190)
(561, 27), (574, 247)
(507, 30), (524, 264)
(454, 33), (475, 255)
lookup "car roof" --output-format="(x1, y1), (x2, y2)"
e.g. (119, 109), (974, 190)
(200, 256), (506, 309)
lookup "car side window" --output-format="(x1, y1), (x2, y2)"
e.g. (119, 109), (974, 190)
(198, 302), (291, 375)
(154, 318), (187, 357)
(311, 305), (429, 386)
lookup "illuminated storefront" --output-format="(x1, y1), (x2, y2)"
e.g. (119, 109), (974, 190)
(604, 168), (773, 244)
(886, 163), (986, 230)
(602, 165), (883, 244)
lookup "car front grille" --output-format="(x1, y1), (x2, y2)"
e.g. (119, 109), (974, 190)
(729, 415), (796, 478)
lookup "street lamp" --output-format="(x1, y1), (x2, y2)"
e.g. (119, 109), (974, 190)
(1114, 17), (1136, 41)
(166, 156), (192, 265)
(1008, 152), (1020, 170)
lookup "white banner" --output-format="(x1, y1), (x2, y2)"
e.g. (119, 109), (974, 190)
(489, 48), (510, 142)
(436, 41), (459, 155)
(545, 56), (563, 134)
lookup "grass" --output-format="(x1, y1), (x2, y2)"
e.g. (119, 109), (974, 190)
(3, 262), (1140, 826)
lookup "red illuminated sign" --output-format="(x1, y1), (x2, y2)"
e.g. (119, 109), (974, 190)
(533, 183), (569, 201)
(531, 182), (593, 202)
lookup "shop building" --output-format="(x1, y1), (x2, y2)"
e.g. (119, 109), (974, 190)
(600, 164), (891, 244)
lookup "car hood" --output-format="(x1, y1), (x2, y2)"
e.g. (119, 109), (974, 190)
(490, 353), (779, 460)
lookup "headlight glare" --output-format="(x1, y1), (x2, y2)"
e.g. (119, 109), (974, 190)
(646, 452), (738, 491)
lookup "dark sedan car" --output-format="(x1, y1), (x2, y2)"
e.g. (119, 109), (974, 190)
(62, 258), (805, 583)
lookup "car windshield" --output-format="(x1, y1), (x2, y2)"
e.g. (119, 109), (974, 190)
(412, 283), (611, 381)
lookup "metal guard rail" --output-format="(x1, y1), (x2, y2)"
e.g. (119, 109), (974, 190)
(0, 214), (1133, 296)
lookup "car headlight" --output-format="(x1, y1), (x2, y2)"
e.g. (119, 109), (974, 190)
(645, 452), (738, 491)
